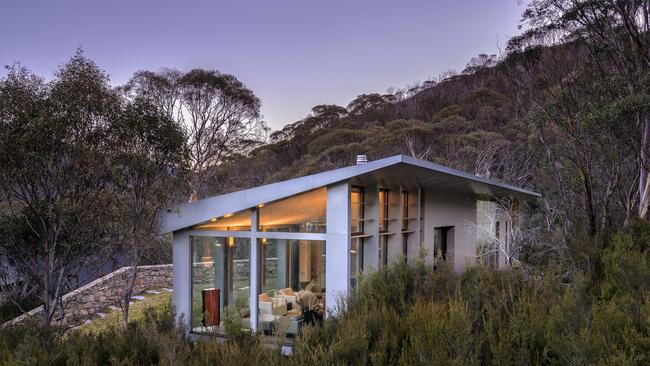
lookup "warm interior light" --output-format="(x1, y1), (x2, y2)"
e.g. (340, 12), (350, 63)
(223, 213), (234, 218)
(262, 238), (268, 244)
(258, 203), (265, 208)
(210, 218), (217, 222)
(228, 237), (235, 246)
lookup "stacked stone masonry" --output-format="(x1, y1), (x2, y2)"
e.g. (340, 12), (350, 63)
(6, 264), (173, 328)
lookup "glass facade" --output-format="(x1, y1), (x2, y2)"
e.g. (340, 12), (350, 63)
(258, 239), (326, 335)
(350, 238), (363, 288)
(434, 227), (449, 261)
(379, 189), (389, 232)
(350, 186), (366, 288)
(191, 236), (251, 334)
(259, 188), (326, 233)
(477, 200), (498, 268)
(379, 235), (389, 268)
(402, 191), (409, 231)
(350, 187), (365, 234)
(193, 209), (252, 231)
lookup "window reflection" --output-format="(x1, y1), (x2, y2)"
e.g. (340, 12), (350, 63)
(191, 236), (250, 334)
(351, 186), (365, 234)
(259, 189), (326, 233)
(379, 189), (389, 232)
(258, 239), (326, 335)
(193, 210), (252, 231)
(350, 238), (363, 288)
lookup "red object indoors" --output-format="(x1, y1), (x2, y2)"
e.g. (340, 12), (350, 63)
(202, 288), (220, 326)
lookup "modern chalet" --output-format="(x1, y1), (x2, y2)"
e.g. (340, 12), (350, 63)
(160, 154), (540, 335)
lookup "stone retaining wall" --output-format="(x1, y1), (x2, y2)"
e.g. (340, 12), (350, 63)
(192, 258), (278, 283)
(6, 264), (172, 327)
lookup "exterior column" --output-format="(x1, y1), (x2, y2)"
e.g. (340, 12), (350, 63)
(326, 181), (350, 316)
(172, 229), (191, 330)
(249, 207), (259, 332)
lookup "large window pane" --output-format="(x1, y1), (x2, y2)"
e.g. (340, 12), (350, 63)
(193, 209), (251, 231)
(401, 191), (409, 231)
(350, 238), (363, 288)
(259, 189), (326, 233)
(476, 200), (498, 267)
(257, 239), (326, 335)
(379, 235), (389, 268)
(191, 236), (250, 334)
(351, 187), (365, 234)
(379, 189), (389, 232)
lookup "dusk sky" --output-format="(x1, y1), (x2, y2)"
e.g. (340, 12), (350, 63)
(1, 0), (527, 130)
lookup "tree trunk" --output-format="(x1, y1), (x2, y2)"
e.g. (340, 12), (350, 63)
(639, 114), (650, 219)
(580, 168), (597, 236)
(122, 263), (138, 327)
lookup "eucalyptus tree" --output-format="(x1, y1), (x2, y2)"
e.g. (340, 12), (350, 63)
(0, 53), (120, 324)
(530, 71), (638, 235)
(510, 0), (650, 219)
(124, 68), (266, 201)
(109, 98), (188, 326)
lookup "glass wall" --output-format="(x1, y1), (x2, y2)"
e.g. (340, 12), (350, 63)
(402, 191), (409, 231)
(259, 188), (326, 233)
(379, 189), (389, 232)
(379, 235), (389, 268)
(476, 200), (498, 267)
(350, 238), (363, 288)
(193, 209), (252, 231)
(350, 186), (365, 288)
(191, 236), (251, 334)
(258, 239), (326, 335)
(434, 227), (450, 261)
(351, 186), (365, 234)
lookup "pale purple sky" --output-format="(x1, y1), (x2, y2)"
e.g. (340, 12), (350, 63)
(1, 0), (526, 130)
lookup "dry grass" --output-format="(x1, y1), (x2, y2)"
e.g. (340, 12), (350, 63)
(76, 290), (172, 335)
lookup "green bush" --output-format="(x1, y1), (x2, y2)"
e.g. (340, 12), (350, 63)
(2, 222), (650, 365)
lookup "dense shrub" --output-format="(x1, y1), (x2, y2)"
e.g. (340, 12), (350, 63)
(2, 222), (650, 365)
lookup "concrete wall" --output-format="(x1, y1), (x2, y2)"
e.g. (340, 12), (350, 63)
(325, 181), (350, 315)
(7, 264), (173, 327)
(423, 190), (478, 271)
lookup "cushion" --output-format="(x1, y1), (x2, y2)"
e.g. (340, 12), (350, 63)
(278, 287), (295, 297)
(258, 293), (272, 303)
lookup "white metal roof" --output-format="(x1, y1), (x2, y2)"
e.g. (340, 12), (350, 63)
(160, 154), (540, 234)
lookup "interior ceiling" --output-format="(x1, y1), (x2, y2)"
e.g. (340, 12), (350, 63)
(194, 188), (326, 230)
(194, 209), (251, 229)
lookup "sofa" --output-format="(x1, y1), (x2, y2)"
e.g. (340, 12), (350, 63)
(274, 287), (297, 307)
(258, 293), (286, 316)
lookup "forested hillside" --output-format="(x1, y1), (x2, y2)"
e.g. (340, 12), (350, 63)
(208, 38), (605, 257)
(4, 1), (650, 364)
(214, 40), (585, 192)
